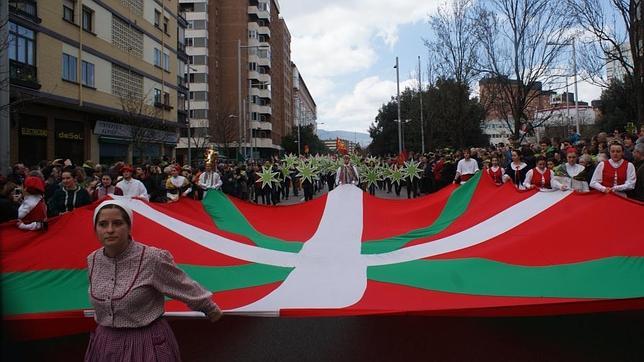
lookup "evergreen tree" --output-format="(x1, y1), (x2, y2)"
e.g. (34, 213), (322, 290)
(368, 79), (488, 155)
(597, 75), (638, 133)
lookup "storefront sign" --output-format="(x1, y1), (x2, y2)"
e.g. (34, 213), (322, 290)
(21, 127), (48, 137)
(94, 121), (178, 144)
(57, 131), (84, 140)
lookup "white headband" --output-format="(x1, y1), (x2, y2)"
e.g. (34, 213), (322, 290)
(93, 199), (133, 228)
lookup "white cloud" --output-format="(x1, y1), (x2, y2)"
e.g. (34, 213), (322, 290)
(576, 80), (603, 103)
(319, 76), (418, 131)
(280, 0), (440, 132)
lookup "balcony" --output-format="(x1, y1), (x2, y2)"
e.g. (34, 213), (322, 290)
(251, 120), (272, 131)
(256, 73), (270, 84)
(253, 137), (274, 149)
(258, 26), (271, 37)
(10, 60), (40, 89)
(250, 87), (271, 99)
(9, 0), (40, 23)
(248, 70), (261, 80)
(177, 11), (188, 28)
(251, 104), (272, 116)
(257, 56), (271, 68)
(248, 6), (270, 20)
(177, 75), (188, 91)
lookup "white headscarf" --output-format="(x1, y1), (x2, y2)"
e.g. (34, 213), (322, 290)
(93, 199), (133, 228)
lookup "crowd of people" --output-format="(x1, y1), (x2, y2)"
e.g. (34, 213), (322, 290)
(1, 129), (643, 231)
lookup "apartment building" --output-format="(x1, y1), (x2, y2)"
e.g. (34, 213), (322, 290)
(605, 43), (633, 82)
(479, 76), (554, 144)
(292, 63), (317, 132)
(177, 0), (303, 161)
(7, 0), (187, 166)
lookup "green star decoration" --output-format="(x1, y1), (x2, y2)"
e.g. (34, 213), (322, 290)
(256, 166), (280, 189)
(279, 164), (291, 180)
(378, 165), (390, 180)
(378, 165), (391, 180)
(318, 157), (336, 175)
(296, 162), (318, 183)
(388, 166), (405, 185)
(357, 163), (369, 177)
(402, 160), (423, 181)
(366, 156), (379, 165)
(283, 154), (299, 169)
(308, 157), (320, 171)
(350, 153), (362, 166)
(364, 167), (382, 188)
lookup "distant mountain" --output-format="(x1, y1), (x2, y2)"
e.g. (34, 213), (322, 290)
(317, 130), (372, 147)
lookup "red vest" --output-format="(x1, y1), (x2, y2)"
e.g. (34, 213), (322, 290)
(601, 160), (628, 187)
(487, 167), (503, 184)
(531, 168), (552, 189)
(22, 199), (47, 224)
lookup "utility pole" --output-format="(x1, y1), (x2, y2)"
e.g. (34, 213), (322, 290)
(237, 39), (243, 161)
(418, 56), (425, 154)
(572, 38), (580, 135)
(395, 57), (402, 154)
(186, 65), (192, 167)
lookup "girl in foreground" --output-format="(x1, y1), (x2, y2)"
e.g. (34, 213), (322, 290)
(86, 200), (221, 361)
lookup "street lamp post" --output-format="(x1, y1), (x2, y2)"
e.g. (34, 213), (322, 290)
(418, 56), (425, 154)
(547, 39), (580, 135)
(571, 38), (580, 135)
(297, 117), (302, 155)
(186, 65), (198, 167)
(395, 57), (402, 154)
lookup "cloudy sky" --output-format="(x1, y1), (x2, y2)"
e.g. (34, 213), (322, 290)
(278, 0), (603, 134)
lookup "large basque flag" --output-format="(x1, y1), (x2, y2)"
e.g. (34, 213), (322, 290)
(2, 172), (644, 340)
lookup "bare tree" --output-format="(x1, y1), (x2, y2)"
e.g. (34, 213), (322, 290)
(425, 0), (480, 85)
(566, 0), (643, 124)
(119, 92), (164, 164)
(474, 0), (574, 140)
(210, 108), (237, 158)
(187, 127), (211, 163)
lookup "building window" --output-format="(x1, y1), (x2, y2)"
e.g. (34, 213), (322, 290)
(82, 61), (95, 87)
(154, 88), (162, 104)
(249, 62), (257, 71)
(8, 22), (35, 65)
(163, 52), (170, 71)
(154, 48), (161, 67)
(189, 20), (206, 30)
(63, 0), (75, 22)
(189, 91), (207, 101)
(189, 109), (208, 119)
(82, 6), (93, 32)
(62, 53), (78, 82)
(154, 9), (161, 27)
(189, 73), (207, 83)
(188, 37), (207, 47)
(257, 49), (270, 58)
(189, 55), (206, 65)
(163, 92), (170, 106)
(163, 17), (169, 34)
